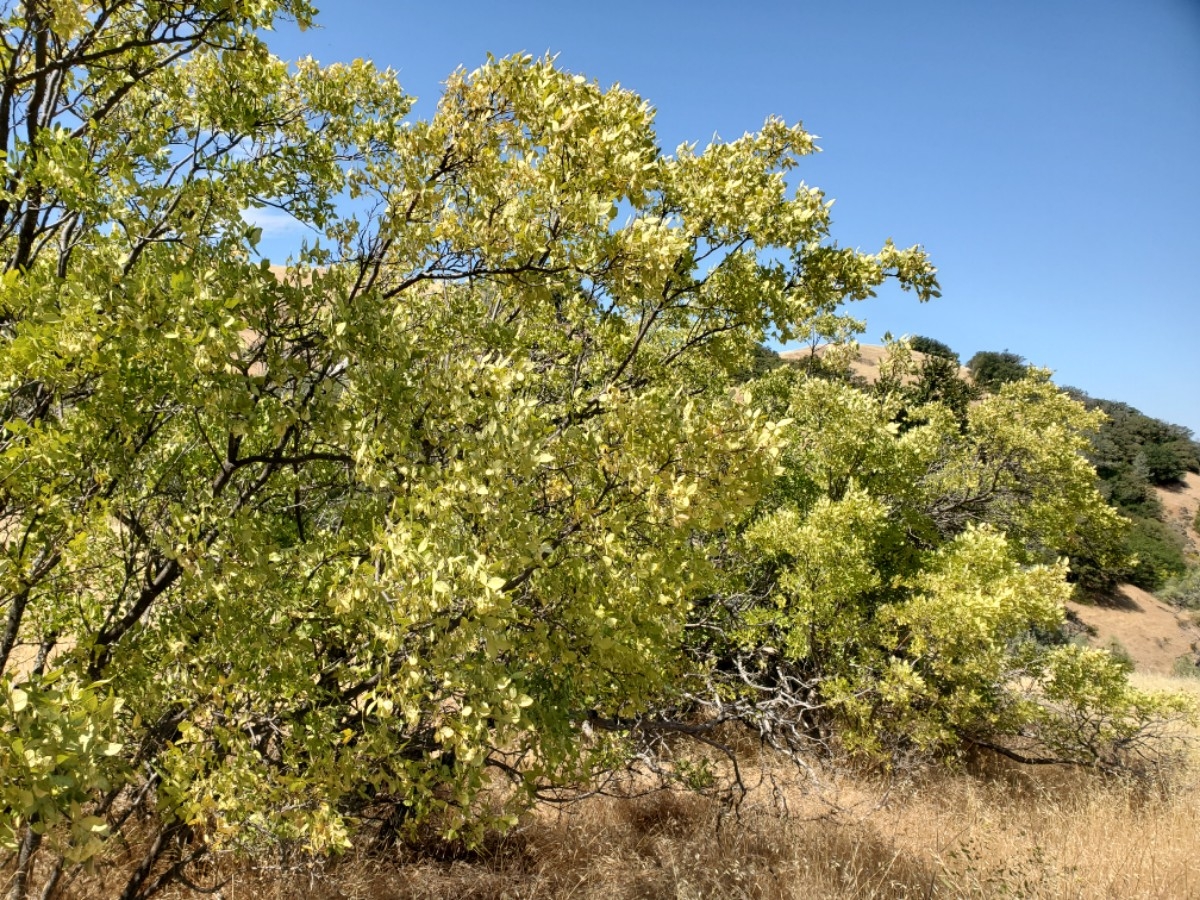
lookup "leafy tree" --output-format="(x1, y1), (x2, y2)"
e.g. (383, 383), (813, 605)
(1057, 388), (1199, 590)
(1069, 392), (1200, 487)
(1099, 470), (1164, 518)
(677, 367), (1182, 771)
(0, 4), (941, 892)
(902, 352), (979, 427)
(1143, 443), (1191, 485)
(966, 350), (1028, 391)
(908, 334), (959, 363)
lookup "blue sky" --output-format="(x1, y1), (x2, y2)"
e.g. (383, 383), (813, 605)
(260, 0), (1200, 435)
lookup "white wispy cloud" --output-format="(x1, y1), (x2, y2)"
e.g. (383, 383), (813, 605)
(240, 206), (311, 237)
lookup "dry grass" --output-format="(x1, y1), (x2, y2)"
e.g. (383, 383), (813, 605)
(37, 678), (1200, 899)
(139, 765), (1196, 899)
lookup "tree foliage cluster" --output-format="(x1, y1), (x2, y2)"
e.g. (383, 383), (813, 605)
(925, 340), (1197, 593)
(674, 363), (1170, 770)
(966, 350), (1028, 392)
(0, 5), (1189, 897)
(908, 334), (959, 363)
(1078, 396), (1200, 487)
(1064, 390), (1199, 590)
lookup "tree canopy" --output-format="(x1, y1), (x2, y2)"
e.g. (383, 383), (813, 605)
(674, 364), (1170, 768)
(0, 4), (1187, 897)
(966, 350), (1028, 391)
(1060, 388), (1200, 589)
(908, 334), (959, 363)
(0, 2), (943, 891)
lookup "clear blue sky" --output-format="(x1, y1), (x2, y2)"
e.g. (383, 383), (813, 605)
(261, 0), (1200, 435)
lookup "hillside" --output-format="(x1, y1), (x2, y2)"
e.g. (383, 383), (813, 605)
(1067, 585), (1198, 675)
(778, 343), (972, 385)
(1073, 473), (1200, 674)
(1159, 471), (1200, 555)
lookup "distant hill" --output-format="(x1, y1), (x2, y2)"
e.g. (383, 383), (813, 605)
(778, 343), (971, 385)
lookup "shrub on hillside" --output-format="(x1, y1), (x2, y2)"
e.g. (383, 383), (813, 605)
(967, 350), (1027, 391)
(1160, 567), (1200, 610)
(1125, 517), (1188, 590)
(1068, 529), (1134, 596)
(909, 335), (959, 363)
(1075, 394), (1200, 486)
(1142, 442), (1191, 485)
(1100, 471), (1164, 518)
(1103, 637), (1136, 674)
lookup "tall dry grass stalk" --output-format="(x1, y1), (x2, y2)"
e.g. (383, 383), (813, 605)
(24, 675), (1200, 899)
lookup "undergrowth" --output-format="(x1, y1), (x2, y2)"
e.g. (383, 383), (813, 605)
(34, 678), (1199, 900)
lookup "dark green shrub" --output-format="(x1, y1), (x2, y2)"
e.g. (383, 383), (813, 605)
(909, 335), (959, 363)
(966, 350), (1027, 391)
(902, 354), (979, 426)
(1076, 395), (1199, 479)
(1125, 516), (1188, 590)
(1142, 442), (1190, 485)
(1069, 553), (1122, 595)
(1100, 471), (1163, 518)
(1103, 637), (1136, 674)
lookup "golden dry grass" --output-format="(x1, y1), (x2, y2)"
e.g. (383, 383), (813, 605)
(1068, 585), (1200, 675)
(59, 684), (1190, 900)
(778, 344), (973, 388)
(20, 678), (1197, 899)
(129, 765), (1196, 899)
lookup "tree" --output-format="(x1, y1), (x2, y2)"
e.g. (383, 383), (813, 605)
(1125, 518), (1188, 590)
(908, 334), (959, 363)
(1061, 389), (1199, 588)
(1143, 443), (1190, 485)
(1068, 392), (1199, 486)
(902, 352), (978, 427)
(0, 5), (940, 893)
(966, 350), (1027, 391)
(675, 365), (1184, 772)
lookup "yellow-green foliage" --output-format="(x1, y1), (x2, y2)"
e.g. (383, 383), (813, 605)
(1, 6), (1180, 891)
(0, 4), (938, 880)
(0, 676), (124, 860)
(857, 527), (1070, 750)
(1019, 644), (1194, 768)
(712, 364), (1184, 766)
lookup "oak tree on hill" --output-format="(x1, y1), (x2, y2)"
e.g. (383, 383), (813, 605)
(966, 349), (1027, 391)
(907, 334), (959, 363)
